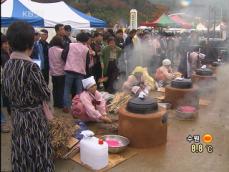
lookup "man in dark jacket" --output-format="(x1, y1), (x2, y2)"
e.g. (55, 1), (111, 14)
(115, 29), (125, 49)
(31, 31), (40, 59)
(124, 29), (137, 74)
(39, 29), (50, 85)
(124, 29), (137, 48)
(91, 32), (104, 83)
(63, 25), (72, 46)
(50, 24), (67, 48)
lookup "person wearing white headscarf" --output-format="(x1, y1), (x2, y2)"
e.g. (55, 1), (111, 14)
(71, 76), (112, 123)
(155, 59), (175, 87)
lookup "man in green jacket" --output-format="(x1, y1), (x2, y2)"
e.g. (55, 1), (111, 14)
(100, 36), (122, 93)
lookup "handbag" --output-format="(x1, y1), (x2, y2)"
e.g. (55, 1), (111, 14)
(43, 101), (54, 121)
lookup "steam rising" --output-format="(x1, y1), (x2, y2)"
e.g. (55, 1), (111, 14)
(171, 0), (229, 22)
(115, 37), (162, 90)
(212, 64), (229, 112)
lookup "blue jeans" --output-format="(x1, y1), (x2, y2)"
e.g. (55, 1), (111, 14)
(63, 72), (84, 108)
(1, 95), (6, 124)
(1, 112), (6, 124)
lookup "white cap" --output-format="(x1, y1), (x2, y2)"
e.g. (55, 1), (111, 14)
(82, 76), (96, 89)
(201, 65), (207, 69)
(162, 59), (171, 66)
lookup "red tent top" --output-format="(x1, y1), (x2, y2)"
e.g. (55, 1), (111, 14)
(141, 14), (179, 28)
(140, 21), (154, 27)
(170, 15), (192, 29)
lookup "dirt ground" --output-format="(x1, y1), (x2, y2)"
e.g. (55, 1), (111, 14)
(1, 93), (229, 172)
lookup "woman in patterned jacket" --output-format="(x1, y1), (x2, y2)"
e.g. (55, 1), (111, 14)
(2, 21), (54, 172)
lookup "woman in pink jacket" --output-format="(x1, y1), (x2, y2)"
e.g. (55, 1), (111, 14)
(71, 76), (112, 123)
(49, 35), (65, 108)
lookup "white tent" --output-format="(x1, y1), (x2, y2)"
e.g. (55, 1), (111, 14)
(210, 22), (227, 31)
(196, 23), (207, 31)
(20, 0), (90, 28)
(2, 0), (14, 18)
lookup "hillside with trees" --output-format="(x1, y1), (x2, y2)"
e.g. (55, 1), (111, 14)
(33, 0), (168, 27)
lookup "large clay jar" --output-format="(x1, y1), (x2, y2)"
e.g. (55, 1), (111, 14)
(192, 74), (216, 84)
(118, 97), (167, 148)
(164, 85), (199, 109)
(192, 68), (216, 98)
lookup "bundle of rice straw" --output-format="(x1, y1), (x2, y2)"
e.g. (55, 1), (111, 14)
(49, 116), (79, 158)
(107, 92), (131, 113)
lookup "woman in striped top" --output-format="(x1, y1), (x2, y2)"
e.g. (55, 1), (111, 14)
(2, 21), (54, 172)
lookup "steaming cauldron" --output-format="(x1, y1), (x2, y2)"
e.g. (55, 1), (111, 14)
(171, 78), (192, 89)
(192, 68), (216, 83)
(127, 97), (158, 114)
(164, 78), (199, 109)
(195, 68), (213, 76)
(209, 61), (223, 74)
(118, 97), (167, 148)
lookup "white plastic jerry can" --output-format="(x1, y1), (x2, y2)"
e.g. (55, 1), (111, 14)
(80, 136), (108, 170)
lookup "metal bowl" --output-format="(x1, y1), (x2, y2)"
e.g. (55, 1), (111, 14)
(176, 106), (198, 120)
(101, 135), (130, 154)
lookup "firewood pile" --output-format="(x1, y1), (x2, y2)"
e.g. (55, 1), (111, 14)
(49, 116), (79, 158)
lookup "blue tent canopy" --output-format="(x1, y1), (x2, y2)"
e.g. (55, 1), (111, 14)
(1, 0), (106, 28)
(1, 0), (44, 27)
(68, 5), (107, 28)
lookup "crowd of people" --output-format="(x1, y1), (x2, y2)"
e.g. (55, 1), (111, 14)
(2, 21), (228, 126)
(1, 20), (228, 171)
